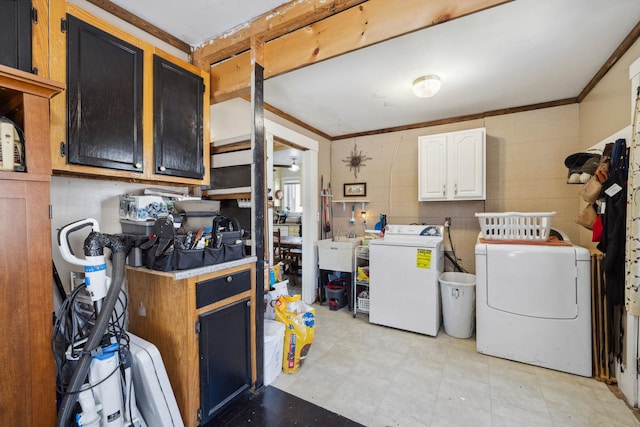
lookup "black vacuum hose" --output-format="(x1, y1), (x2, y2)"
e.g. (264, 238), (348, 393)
(56, 250), (126, 427)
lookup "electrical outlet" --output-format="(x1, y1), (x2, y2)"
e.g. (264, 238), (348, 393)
(444, 217), (452, 227)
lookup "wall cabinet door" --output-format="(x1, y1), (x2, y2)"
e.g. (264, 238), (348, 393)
(0, 0), (32, 73)
(66, 15), (144, 172)
(288, 224), (301, 237)
(153, 55), (204, 179)
(53, 7), (210, 185)
(418, 128), (485, 201)
(418, 134), (448, 200)
(198, 298), (251, 424)
(448, 129), (485, 199)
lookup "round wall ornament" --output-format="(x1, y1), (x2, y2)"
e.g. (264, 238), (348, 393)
(342, 143), (372, 179)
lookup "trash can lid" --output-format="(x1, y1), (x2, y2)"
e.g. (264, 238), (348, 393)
(439, 272), (476, 286)
(264, 319), (285, 340)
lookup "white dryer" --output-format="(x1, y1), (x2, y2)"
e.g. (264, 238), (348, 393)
(475, 237), (592, 376)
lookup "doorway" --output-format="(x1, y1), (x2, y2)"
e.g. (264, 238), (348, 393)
(265, 119), (318, 304)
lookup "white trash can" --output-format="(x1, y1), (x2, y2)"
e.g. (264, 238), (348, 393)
(439, 272), (476, 338)
(264, 319), (285, 386)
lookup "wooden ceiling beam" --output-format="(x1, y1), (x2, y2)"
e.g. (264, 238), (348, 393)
(84, 0), (191, 54)
(192, 0), (367, 69)
(209, 0), (513, 103)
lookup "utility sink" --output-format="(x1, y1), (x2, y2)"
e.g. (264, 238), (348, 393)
(317, 238), (362, 272)
(333, 236), (362, 243)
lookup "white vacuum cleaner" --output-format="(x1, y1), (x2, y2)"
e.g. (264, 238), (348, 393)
(54, 218), (183, 427)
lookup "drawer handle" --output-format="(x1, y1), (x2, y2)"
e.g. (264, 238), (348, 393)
(226, 276), (233, 283)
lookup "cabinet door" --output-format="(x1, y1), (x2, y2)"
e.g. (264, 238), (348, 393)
(0, 0), (31, 72)
(199, 298), (251, 424)
(418, 135), (448, 200)
(449, 128), (485, 200)
(153, 55), (204, 179)
(289, 224), (300, 237)
(0, 180), (54, 426)
(66, 15), (144, 172)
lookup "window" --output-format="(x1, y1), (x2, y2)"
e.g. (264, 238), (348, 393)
(283, 179), (302, 213)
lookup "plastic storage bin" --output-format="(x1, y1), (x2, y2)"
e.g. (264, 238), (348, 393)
(475, 212), (555, 241)
(357, 293), (370, 313)
(439, 272), (476, 338)
(263, 320), (285, 386)
(120, 219), (155, 235)
(325, 281), (347, 310)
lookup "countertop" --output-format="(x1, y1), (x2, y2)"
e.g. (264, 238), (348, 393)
(126, 256), (257, 280)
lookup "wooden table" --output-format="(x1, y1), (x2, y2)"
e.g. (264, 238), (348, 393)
(276, 235), (302, 249)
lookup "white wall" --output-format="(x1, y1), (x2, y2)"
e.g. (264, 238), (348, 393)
(330, 105), (581, 274)
(50, 176), (185, 294)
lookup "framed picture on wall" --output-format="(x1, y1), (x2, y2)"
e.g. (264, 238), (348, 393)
(344, 182), (366, 197)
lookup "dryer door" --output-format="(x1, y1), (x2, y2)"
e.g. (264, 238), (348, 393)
(486, 245), (578, 319)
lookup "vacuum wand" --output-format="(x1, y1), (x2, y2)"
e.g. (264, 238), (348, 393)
(55, 218), (129, 427)
(56, 251), (126, 427)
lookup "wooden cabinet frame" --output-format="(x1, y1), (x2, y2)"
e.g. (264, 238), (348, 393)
(0, 64), (64, 427)
(49, 3), (210, 186)
(126, 261), (257, 427)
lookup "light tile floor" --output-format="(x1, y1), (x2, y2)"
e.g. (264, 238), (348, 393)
(271, 303), (640, 427)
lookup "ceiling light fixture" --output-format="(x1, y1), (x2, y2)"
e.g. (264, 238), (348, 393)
(412, 75), (441, 98)
(289, 158), (300, 172)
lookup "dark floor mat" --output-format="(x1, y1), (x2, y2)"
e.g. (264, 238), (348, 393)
(202, 386), (364, 426)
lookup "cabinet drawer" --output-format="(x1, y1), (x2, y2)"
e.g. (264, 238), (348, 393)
(196, 270), (251, 308)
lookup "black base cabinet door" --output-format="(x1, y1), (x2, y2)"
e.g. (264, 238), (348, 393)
(66, 15), (144, 172)
(199, 298), (251, 424)
(153, 55), (204, 179)
(0, 0), (31, 73)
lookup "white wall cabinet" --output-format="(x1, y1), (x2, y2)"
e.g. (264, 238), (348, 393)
(418, 127), (486, 201)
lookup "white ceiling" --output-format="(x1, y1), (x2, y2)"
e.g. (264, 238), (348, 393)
(110, 0), (291, 45)
(110, 0), (640, 139)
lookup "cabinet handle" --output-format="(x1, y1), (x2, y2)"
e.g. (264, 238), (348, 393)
(158, 165), (166, 172)
(454, 183), (458, 195)
(134, 162), (142, 169)
(442, 184), (446, 196)
(226, 276), (233, 283)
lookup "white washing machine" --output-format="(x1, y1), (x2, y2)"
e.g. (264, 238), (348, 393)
(369, 225), (444, 336)
(475, 235), (592, 376)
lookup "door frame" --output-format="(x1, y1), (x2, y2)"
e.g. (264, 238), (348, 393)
(265, 119), (319, 304)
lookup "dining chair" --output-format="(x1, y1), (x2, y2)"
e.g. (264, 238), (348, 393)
(273, 229), (296, 285)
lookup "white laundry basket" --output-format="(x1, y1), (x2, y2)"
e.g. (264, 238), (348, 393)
(439, 272), (476, 338)
(475, 212), (555, 241)
(264, 320), (285, 386)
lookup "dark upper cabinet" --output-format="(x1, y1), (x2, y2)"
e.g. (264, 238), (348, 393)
(153, 55), (204, 179)
(0, 0), (32, 73)
(66, 15), (144, 172)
